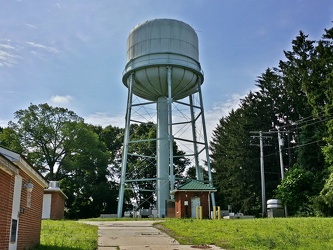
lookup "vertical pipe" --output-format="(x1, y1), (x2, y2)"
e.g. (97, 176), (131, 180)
(217, 206), (221, 220)
(197, 80), (216, 208)
(167, 67), (175, 195)
(117, 74), (134, 218)
(200, 206), (202, 220)
(259, 131), (266, 218)
(189, 94), (201, 181)
(157, 96), (169, 218)
(208, 192), (211, 219)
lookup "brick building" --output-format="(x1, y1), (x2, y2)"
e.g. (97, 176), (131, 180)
(0, 147), (48, 250)
(171, 179), (216, 219)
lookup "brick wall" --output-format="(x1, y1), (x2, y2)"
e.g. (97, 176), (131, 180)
(47, 191), (65, 219)
(0, 170), (14, 250)
(175, 191), (210, 219)
(17, 171), (44, 250)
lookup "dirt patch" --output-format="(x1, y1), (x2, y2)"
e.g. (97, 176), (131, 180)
(153, 223), (178, 238)
(190, 245), (212, 249)
(153, 223), (215, 249)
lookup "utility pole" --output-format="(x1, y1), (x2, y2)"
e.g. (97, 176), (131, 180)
(259, 132), (266, 218)
(250, 131), (272, 218)
(277, 128), (288, 217)
(277, 129), (284, 180)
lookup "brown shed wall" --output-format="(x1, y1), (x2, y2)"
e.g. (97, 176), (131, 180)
(44, 190), (66, 219)
(174, 191), (211, 219)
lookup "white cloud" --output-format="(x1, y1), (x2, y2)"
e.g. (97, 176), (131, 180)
(25, 23), (38, 29)
(50, 95), (73, 105)
(0, 119), (9, 128)
(26, 42), (61, 54)
(0, 43), (20, 67)
(84, 112), (125, 128)
(0, 44), (15, 50)
(205, 93), (244, 140)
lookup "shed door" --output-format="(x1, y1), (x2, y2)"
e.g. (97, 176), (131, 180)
(9, 175), (22, 250)
(191, 197), (200, 218)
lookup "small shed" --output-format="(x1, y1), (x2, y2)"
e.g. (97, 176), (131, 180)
(42, 181), (67, 220)
(171, 179), (216, 219)
(0, 147), (48, 250)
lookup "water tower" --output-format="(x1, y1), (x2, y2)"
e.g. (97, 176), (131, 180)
(117, 19), (215, 218)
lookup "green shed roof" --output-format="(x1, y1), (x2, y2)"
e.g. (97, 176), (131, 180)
(171, 179), (216, 194)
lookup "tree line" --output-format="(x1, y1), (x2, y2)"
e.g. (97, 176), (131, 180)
(1, 24), (333, 218)
(210, 25), (333, 216)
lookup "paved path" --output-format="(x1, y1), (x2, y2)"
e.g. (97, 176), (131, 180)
(82, 220), (223, 250)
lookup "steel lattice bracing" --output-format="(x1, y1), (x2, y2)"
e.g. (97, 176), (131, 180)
(117, 70), (215, 218)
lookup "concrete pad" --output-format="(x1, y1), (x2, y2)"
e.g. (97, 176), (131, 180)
(81, 221), (224, 250)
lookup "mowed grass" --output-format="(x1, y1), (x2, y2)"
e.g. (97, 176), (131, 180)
(34, 217), (333, 249)
(160, 217), (333, 249)
(35, 220), (98, 250)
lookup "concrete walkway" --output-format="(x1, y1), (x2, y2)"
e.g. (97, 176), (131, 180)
(82, 220), (223, 250)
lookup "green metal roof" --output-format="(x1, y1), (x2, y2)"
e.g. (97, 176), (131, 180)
(173, 179), (216, 192)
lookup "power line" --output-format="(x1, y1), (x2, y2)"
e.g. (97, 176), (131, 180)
(283, 139), (325, 150)
(277, 110), (333, 131)
(256, 138), (325, 160)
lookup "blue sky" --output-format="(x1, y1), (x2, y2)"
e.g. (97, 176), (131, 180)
(1, 0), (332, 139)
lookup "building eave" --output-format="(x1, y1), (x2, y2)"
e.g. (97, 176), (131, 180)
(0, 153), (19, 175)
(170, 189), (217, 195)
(0, 147), (48, 188)
(44, 188), (68, 199)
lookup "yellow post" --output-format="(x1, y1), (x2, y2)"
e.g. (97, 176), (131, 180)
(217, 206), (221, 220)
(196, 206), (199, 219)
(200, 206), (203, 220)
(213, 206), (216, 220)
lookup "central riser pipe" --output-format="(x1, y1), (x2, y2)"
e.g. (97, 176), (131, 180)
(157, 96), (169, 218)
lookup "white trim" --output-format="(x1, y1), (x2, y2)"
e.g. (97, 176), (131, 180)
(9, 175), (22, 250)
(44, 188), (68, 199)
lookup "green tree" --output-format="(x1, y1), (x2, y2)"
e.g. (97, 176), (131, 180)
(5, 103), (84, 180)
(60, 122), (116, 218)
(275, 164), (314, 216)
(211, 108), (260, 215)
(0, 126), (23, 153)
(2, 103), (116, 218)
(90, 124), (124, 185)
(317, 171), (333, 216)
(303, 28), (333, 114)
(210, 32), (325, 216)
(285, 29), (333, 215)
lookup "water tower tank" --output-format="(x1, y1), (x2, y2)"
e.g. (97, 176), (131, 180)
(122, 19), (204, 101)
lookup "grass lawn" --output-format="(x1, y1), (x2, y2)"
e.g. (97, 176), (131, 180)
(35, 220), (98, 249)
(159, 217), (333, 249)
(35, 217), (333, 249)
